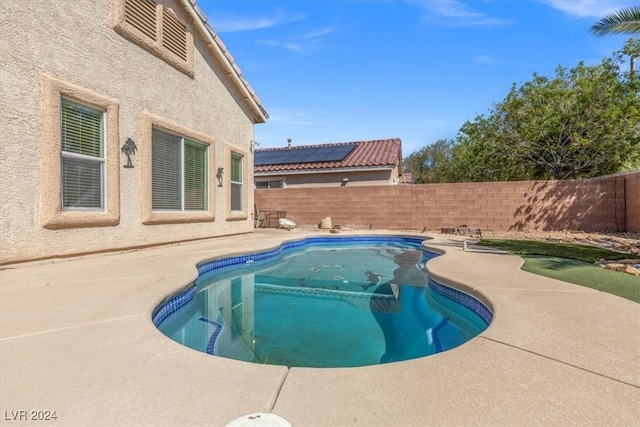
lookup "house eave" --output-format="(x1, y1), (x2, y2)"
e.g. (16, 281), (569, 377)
(179, 0), (268, 124)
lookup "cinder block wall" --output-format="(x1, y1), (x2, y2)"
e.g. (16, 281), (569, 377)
(256, 172), (639, 232)
(626, 171), (640, 232)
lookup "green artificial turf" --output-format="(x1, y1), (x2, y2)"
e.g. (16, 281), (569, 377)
(478, 239), (639, 303)
(478, 239), (631, 263)
(521, 255), (640, 303)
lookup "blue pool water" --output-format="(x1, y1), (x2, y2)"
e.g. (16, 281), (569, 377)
(154, 236), (492, 368)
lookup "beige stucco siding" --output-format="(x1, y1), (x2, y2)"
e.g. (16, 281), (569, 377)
(0, 0), (258, 263)
(256, 168), (398, 188)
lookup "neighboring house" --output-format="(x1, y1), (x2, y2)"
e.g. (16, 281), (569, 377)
(399, 172), (414, 184)
(254, 138), (404, 188)
(0, 0), (267, 264)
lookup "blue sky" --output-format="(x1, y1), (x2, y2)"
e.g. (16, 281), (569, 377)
(199, 0), (637, 156)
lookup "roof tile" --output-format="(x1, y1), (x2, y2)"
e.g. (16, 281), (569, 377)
(254, 138), (402, 173)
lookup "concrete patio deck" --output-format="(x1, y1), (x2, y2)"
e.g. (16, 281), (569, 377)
(1, 229), (638, 426)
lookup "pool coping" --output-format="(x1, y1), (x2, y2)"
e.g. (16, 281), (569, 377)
(1, 229), (639, 426)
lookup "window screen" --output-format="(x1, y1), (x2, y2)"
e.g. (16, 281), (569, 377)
(152, 128), (208, 211)
(152, 129), (182, 210)
(231, 153), (243, 211)
(184, 140), (207, 210)
(61, 98), (105, 210)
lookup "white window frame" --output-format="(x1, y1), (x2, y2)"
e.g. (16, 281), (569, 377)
(230, 152), (243, 212)
(255, 179), (284, 189)
(60, 98), (107, 211)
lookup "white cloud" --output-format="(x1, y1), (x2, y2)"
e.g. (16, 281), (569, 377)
(259, 40), (305, 53)
(405, 0), (512, 26)
(473, 54), (501, 64)
(305, 26), (339, 39)
(212, 8), (306, 33)
(539, 0), (638, 19)
(259, 26), (338, 54)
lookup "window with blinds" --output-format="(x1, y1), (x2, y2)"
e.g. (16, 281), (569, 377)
(184, 140), (207, 210)
(231, 153), (243, 211)
(152, 128), (207, 211)
(61, 98), (105, 210)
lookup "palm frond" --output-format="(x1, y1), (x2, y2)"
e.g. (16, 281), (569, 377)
(590, 5), (640, 35)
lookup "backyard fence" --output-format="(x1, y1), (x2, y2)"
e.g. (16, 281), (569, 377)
(255, 170), (640, 233)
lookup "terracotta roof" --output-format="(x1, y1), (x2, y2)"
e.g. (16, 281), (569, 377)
(400, 172), (414, 184)
(254, 138), (402, 173)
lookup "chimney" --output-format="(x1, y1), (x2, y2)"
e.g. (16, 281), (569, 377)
(287, 138), (292, 149)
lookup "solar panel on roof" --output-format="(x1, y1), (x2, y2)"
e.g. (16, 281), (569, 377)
(334, 146), (355, 155)
(314, 153), (336, 161)
(301, 154), (322, 163)
(279, 153), (298, 163)
(287, 152), (310, 162)
(254, 144), (357, 166)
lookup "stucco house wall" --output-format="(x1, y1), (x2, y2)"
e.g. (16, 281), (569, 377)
(0, 0), (264, 264)
(256, 168), (398, 188)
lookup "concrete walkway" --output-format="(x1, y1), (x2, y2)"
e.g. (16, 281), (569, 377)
(1, 230), (638, 426)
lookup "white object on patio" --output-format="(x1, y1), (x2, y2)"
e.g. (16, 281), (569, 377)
(278, 218), (296, 230)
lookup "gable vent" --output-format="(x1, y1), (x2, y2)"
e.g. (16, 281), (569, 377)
(124, 0), (157, 41)
(162, 9), (187, 61)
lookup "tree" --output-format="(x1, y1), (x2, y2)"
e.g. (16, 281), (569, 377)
(447, 116), (530, 182)
(405, 49), (639, 182)
(462, 54), (639, 180)
(621, 37), (640, 75)
(591, 6), (639, 75)
(404, 139), (454, 183)
(590, 5), (640, 35)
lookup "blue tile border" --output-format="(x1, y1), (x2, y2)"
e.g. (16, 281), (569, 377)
(152, 284), (196, 326)
(199, 317), (223, 355)
(428, 277), (493, 326)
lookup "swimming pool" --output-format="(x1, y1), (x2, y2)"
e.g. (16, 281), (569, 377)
(153, 236), (492, 368)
